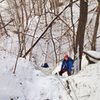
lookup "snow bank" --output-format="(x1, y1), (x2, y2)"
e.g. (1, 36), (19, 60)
(0, 51), (70, 100)
(0, 48), (100, 100)
(69, 61), (100, 100)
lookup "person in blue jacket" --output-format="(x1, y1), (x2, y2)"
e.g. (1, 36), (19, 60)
(59, 54), (73, 76)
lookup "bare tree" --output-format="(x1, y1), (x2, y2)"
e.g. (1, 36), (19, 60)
(50, 26), (58, 64)
(75, 0), (88, 71)
(6, 0), (35, 57)
(91, 1), (100, 50)
(29, 16), (41, 61)
(6, 0), (36, 73)
(23, 0), (78, 58)
(0, 13), (9, 36)
(70, 0), (76, 59)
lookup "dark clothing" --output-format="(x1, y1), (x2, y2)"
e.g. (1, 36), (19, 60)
(41, 63), (49, 68)
(59, 57), (73, 76)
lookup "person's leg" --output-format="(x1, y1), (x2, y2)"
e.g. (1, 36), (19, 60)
(66, 69), (71, 76)
(59, 69), (66, 76)
(59, 70), (63, 75)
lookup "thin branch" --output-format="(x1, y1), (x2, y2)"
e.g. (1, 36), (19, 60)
(0, 0), (5, 3)
(0, 19), (13, 29)
(96, 35), (100, 38)
(0, 13), (9, 36)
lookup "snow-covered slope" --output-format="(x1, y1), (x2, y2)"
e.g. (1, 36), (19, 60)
(0, 50), (100, 100)
(70, 61), (100, 100)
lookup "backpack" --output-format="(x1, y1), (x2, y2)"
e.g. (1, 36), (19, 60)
(41, 63), (49, 68)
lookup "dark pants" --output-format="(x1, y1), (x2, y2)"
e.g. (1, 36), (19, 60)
(59, 69), (71, 76)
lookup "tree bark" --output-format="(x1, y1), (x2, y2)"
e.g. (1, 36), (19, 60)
(76, 0), (88, 70)
(91, 1), (100, 50)
(70, 0), (76, 60)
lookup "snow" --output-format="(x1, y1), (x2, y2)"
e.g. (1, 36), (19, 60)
(0, 50), (100, 100)
(0, 1), (100, 100)
(85, 51), (100, 58)
(83, 50), (100, 63)
(0, 51), (70, 100)
(70, 62), (100, 100)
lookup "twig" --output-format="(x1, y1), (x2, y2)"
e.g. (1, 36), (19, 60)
(0, 13), (9, 36)
(0, 19), (13, 29)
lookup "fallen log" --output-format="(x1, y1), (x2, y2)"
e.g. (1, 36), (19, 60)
(83, 51), (100, 64)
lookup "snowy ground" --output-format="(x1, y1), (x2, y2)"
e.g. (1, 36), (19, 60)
(0, 49), (100, 100)
(0, 1), (100, 100)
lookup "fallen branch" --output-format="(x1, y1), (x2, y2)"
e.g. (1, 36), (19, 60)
(83, 51), (100, 60)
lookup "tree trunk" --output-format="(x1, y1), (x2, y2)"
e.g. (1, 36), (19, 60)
(70, 0), (76, 60)
(91, 1), (100, 50)
(76, 0), (88, 70)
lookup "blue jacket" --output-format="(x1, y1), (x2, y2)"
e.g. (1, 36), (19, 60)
(61, 57), (73, 73)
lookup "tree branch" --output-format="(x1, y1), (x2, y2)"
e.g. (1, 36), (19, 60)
(23, 0), (79, 58)
(0, 19), (13, 29)
(83, 51), (100, 60)
(0, 0), (5, 3)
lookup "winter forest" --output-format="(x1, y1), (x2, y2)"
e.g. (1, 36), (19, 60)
(0, 0), (100, 100)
